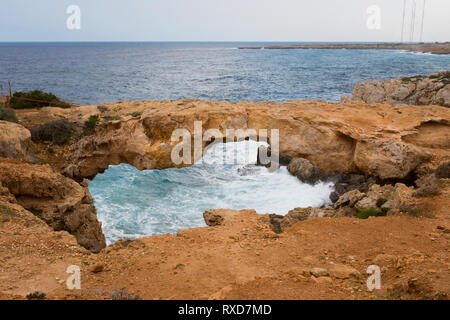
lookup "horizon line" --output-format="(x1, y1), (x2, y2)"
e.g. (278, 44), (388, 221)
(0, 40), (448, 44)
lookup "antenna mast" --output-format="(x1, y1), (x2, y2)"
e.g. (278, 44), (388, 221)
(419, 0), (426, 42)
(410, 0), (416, 42)
(401, 0), (407, 42)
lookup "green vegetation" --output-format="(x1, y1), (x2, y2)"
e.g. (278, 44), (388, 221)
(103, 115), (121, 121)
(0, 104), (18, 123)
(437, 179), (447, 187)
(357, 208), (380, 219)
(30, 119), (76, 145)
(131, 112), (142, 118)
(30, 208), (43, 218)
(10, 90), (71, 109)
(26, 291), (46, 300)
(0, 204), (16, 217)
(108, 288), (141, 300)
(85, 114), (100, 129)
(376, 198), (388, 207)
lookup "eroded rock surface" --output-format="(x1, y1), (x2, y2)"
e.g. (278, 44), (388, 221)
(0, 158), (105, 252)
(350, 72), (450, 107)
(16, 99), (449, 183)
(0, 121), (33, 160)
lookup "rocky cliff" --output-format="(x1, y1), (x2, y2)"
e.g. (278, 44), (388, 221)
(0, 158), (105, 252)
(350, 71), (450, 107)
(16, 99), (449, 182)
(1, 96), (450, 300)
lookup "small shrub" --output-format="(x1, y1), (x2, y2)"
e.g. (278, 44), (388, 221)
(109, 288), (141, 300)
(26, 291), (46, 300)
(376, 198), (388, 208)
(30, 208), (43, 217)
(437, 179), (447, 187)
(0, 106), (18, 123)
(357, 208), (380, 219)
(85, 114), (100, 129)
(103, 115), (120, 121)
(435, 162), (450, 179)
(10, 90), (71, 109)
(131, 112), (142, 118)
(0, 204), (16, 217)
(403, 206), (430, 217)
(30, 119), (76, 145)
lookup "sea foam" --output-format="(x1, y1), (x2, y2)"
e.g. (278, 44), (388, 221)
(90, 141), (334, 244)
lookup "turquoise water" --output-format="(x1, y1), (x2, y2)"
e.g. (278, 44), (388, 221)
(90, 141), (333, 244)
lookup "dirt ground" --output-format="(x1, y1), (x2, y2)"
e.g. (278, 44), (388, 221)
(0, 182), (449, 300)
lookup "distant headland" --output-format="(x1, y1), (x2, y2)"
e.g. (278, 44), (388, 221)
(239, 42), (450, 55)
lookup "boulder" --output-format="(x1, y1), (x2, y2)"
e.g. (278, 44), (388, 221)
(350, 72), (450, 107)
(287, 158), (327, 184)
(328, 264), (361, 279)
(390, 183), (418, 213)
(329, 173), (377, 203)
(0, 159), (106, 252)
(270, 207), (337, 233)
(354, 184), (395, 211)
(310, 267), (329, 278)
(435, 161), (450, 179)
(334, 189), (365, 209)
(0, 121), (32, 159)
(354, 140), (430, 180)
(257, 145), (292, 168)
(203, 209), (255, 227)
(413, 174), (440, 198)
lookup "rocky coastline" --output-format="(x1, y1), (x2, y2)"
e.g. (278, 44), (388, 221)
(0, 74), (449, 300)
(238, 42), (450, 55)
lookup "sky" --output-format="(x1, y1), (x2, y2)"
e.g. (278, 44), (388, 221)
(0, 0), (449, 42)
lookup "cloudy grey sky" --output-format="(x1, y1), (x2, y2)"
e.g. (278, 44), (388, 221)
(0, 0), (449, 42)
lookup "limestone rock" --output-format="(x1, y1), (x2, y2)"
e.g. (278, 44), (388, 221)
(270, 207), (338, 233)
(0, 121), (32, 159)
(329, 173), (376, 203)
(354, 140), (430, 179)
(329, 264), (361, 279)
(0, 159), (106, 252)
(287, 158), (327, 184)
(350, 72), (450, 107)
(203, 209), (255, 227)
(435, 161), (450, 179)
(334, 190), (365, 209)
(391, 183), (418, 213)
(310, 267), (329, 277)
(413, 174), (440, 198)
(256, 145), (292, 168)
(354, 184), (394, 211)
(18, 99), (448, 183)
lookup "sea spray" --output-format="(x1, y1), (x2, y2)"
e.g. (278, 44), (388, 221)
(90, 141), (334, 244)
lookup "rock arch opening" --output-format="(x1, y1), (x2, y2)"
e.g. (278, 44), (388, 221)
(89, 140), (334, 244)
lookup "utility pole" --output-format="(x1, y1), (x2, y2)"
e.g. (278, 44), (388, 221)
(7, 81), (12, 109)
(401, 0), (407, 42)
(419, 0), (426, 42)
(410, 0), (416, 42)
